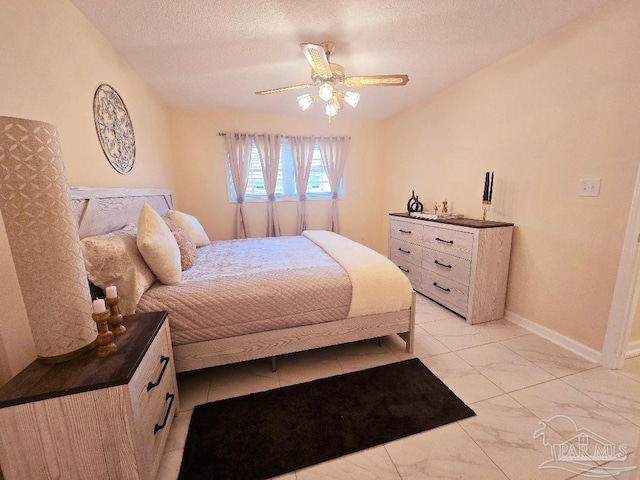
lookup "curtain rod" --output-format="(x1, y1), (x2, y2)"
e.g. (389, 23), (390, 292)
(217, 132), (350, 140)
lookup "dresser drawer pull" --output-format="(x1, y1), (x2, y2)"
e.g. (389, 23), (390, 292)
(434, 259), (452, 269)
(398, 266), (410, 273)
(147, 355), (170, 391)
(398, 247), (411, 254)
(435, 237), (454, 244)
(433, 282), (451, 292)
(398, 229), (412, 234)
(154, 392), (175, 435)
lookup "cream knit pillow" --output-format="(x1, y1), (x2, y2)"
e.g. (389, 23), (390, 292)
(137, 203), (181, 285)
(164, 217), (197, 271)
(81, 225), (155, 315)
(166, 209), (210, 247)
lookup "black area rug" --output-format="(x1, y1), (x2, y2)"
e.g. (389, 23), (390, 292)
(178, 358), (475, 479)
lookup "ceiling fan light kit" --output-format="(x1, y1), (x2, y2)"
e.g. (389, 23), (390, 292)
(343, 91), (360, 108)
(318, 83), (334, 102)
(325, 103), (338, 118)
(325, 94), (343, 117)
(297, 93), (315, 111)
(256, 42), (409, 118)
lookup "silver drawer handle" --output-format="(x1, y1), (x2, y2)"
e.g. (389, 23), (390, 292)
(398, 266), (410, 273)
(147, 355), (170, 391)
(434, 259), (452, 269)
(398, 247), (411, 254)
(433, 282), (451, 292)
(435, 237), (454, 245)
(154, 392), (175, 435)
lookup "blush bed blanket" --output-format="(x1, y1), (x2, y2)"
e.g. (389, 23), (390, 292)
(136, 231), (412, 346)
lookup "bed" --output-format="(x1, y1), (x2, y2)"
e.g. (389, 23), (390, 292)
(71, 187), (415, 373)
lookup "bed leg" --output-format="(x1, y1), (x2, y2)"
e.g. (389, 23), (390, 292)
(406, 292), (416, 354)
(398, 292), (417, 354)
(377, 337), (383, 347)
(271, 356), (277, 372)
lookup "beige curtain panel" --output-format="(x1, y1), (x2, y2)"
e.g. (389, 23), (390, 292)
(319, 136), (350, 233)
(224, 132), (252, 239)
(253, 133), (282, 237)
(290, 136), (315, 235)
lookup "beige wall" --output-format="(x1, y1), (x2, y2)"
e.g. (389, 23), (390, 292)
(0, 0), (174, 383)
(381, 0), (640, 352)
(630, 276), (640, 344)
(169, 108), (386, 252)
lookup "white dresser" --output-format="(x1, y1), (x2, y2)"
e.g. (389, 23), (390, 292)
(0, 311), (179, 480)
(389, 213), (514, 324)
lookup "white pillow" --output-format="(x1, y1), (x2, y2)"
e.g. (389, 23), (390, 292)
(166, 209), (210, 247)
(137, 203), (181, 285)
(81, 225), (155, 315)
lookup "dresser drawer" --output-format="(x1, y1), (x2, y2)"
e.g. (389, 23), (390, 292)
(389, 238), (422, 266)
(140, 385), (177, 476)
(390, 256), (421, 290)
(390, 219), (423, 245)
(130, 322), (174, 415)
(422, 225), (473, 260)
(129, 322), (177, 474)
(422, 248), (472, 286)
(421, 270), (469, 315)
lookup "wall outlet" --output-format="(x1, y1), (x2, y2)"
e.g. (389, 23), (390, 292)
(577, 178), (601, 197)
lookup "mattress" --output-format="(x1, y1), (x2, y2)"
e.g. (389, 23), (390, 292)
(136, 236), (352, 346)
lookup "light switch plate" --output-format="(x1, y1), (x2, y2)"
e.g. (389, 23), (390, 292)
(578, 178), (601, 197)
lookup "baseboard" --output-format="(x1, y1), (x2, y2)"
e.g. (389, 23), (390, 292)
(626, 339), (640, 358)
(504, 310), (602, 365)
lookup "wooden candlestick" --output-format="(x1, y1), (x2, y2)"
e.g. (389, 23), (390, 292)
(92, 309), (117, 358)
(105, 296), (126, 337)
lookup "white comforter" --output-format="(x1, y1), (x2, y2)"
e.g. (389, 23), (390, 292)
(303, 230), (413, 317)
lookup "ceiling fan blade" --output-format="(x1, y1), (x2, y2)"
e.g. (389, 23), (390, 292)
(300, 43), (332, 78)
(255, 83), (314, 95)
(344, 75), (409, 87)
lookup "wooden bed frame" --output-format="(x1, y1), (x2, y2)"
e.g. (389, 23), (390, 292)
(70, 187), (415, 373)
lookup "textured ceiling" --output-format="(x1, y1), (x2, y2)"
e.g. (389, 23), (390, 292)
(70, 0), (613, 120)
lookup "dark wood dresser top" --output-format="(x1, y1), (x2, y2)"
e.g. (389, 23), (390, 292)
(0, 311), (168, 408)
(389, 212), (514, 229)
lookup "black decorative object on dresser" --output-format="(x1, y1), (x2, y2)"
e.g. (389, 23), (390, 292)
(406, 190), (424, 213)
(0, 311), (179, 480)
(481, 171), (495, 220)
(389, 213), (514, 324)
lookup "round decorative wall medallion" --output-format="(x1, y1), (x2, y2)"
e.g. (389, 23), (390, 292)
(93, 84), (136, 174)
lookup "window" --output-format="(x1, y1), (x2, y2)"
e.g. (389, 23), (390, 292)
(227, 139), (342, 201)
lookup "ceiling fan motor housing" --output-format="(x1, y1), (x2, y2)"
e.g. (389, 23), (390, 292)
(312, 63), (345, 84)
(321, 41), (336, 55)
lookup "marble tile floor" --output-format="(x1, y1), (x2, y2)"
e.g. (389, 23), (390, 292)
(156, 294), (640, 480)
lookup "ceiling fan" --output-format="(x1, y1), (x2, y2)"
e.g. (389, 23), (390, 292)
(255, 42), (409, 117)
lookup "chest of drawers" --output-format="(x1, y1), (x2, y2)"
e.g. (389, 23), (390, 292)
(389, 213), (514, 324)
(0, 311), (179, 480)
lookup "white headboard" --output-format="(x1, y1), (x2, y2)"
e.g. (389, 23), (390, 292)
(70, 187), (174, 239)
